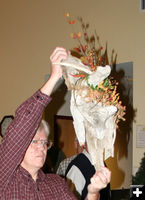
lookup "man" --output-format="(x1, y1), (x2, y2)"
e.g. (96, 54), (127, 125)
(0, 47), (111, 200)
(56, 138), (83, 177)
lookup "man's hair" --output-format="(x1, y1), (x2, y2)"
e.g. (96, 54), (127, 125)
(37, 120), (50, 138)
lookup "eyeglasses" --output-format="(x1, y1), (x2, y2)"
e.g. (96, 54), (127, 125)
(31, 139), (53, 149)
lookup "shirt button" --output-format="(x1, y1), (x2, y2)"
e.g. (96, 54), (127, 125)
(36, 95), (44, 100)
(26, 110), (31, 115)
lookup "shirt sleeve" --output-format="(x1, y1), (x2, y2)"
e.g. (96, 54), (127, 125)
(0, 89), (51, 192)
(51, 174), (77, 200)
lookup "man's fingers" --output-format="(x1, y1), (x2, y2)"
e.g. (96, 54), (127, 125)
(100, 167), (111, 183)
(97, 172), (108, 185)
(90, 167), (111, 187)
(50, 47), (68, 63)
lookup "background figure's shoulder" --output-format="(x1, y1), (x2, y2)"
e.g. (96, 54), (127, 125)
(57, 155), (77, 176)
(62, 155), (77, 166)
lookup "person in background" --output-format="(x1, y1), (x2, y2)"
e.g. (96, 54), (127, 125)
(56, 137), (83, 177)
(64, 141), (111, 200)
(0, 47), (111, 200)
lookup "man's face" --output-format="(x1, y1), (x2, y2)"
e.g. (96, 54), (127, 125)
(21, 129), (48, 172)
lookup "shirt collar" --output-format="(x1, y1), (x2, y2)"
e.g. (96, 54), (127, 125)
(18, 165), (45, 183)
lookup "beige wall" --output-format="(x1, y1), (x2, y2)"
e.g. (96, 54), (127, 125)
(0, 0), (145, 189)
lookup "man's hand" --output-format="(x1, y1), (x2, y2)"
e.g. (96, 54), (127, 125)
(41, 47), (69, 96)
(87, 167), (111, 200)
(49, 47), (69, 81)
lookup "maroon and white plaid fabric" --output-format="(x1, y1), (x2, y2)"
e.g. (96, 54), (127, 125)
(0, 90), (76, 200)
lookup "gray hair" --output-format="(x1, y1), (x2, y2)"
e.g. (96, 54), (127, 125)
(37, 119), (50, 138)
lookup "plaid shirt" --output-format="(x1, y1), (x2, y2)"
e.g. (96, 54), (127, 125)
(0, 90), (76, 200)
(56, 155), (77, 177)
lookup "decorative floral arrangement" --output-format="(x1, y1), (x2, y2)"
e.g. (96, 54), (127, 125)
(65, 13), (126, 126)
